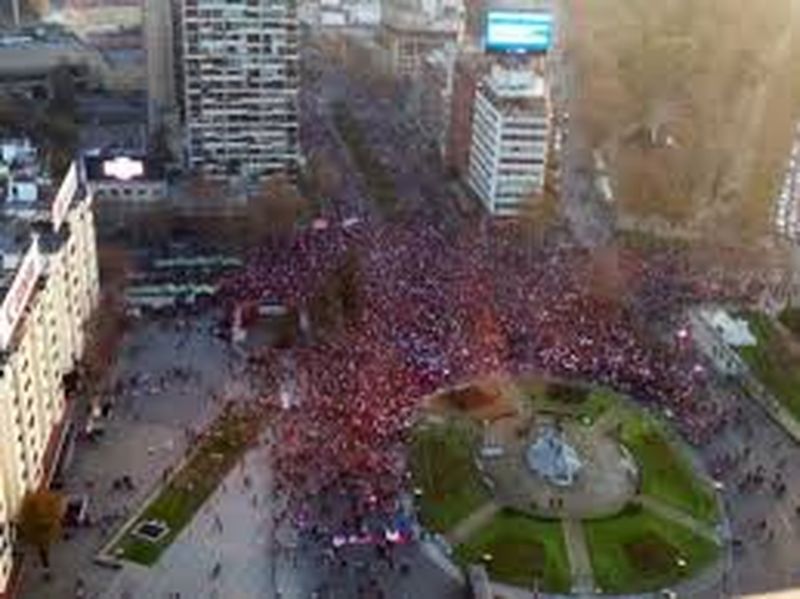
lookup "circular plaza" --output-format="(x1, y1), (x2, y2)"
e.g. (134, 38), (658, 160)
(409, 377), (724, 595)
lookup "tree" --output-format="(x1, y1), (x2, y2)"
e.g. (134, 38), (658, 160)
(246, 174), (308, 241)
(336, 250), (362, 321)
(97, 244), (131, 296)
(306, 152), (341, 203)
(17, 490), (64, 570)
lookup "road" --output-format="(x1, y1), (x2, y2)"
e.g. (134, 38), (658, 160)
(549, 0), (615, 248)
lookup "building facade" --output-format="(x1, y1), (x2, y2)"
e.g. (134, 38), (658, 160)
(181, 0), (300, 183)
(466, 65), (551, 215)
(0, 25), (108, 101)
(444, 48), (489, 177)
(379, 0), (461, 77)
(0, 140), (99, 597)
(145, 0), (178, 139)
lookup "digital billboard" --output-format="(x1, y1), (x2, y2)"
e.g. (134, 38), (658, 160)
(485, 11), (553, 54)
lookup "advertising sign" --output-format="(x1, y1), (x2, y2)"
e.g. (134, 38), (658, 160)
(486, 11), (553, 54)
(0, 239), (43, 350)
(52, 162), (78, 233)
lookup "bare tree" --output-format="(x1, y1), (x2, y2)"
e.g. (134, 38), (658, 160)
(247, 174), (309, 241)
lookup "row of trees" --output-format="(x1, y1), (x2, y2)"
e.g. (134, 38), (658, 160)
(333, 102), (398, 215)
(308, 249), (363, 337)
(570, 0), (794, 239)
(111, 173), (311, 251)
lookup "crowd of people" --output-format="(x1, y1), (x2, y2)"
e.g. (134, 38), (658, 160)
(216, 49), (771, 540)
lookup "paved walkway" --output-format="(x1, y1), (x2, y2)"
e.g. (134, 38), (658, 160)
(561, 519), (594, 594)
(634, 495), (719, 544)
(99, 443), (315, 599)
(589, 409), (623, 437)
(20, 316), (249, 599)
(445, 501), (501, 546)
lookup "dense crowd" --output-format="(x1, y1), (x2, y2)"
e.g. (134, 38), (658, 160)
(218, 51), (767, 535)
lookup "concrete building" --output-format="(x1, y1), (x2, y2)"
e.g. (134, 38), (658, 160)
(0, 0), (20, 25)
(0, 138), (99, 598)
(379, 0), (461, 77)
(84, 152), (167, 232)
(181, 0), (300, 184)
(144, 0), (180, 158)
(466, 65), (551, 215)
(444, 47), (489, 176)
(300, 0), (380, 28)
(0, 24), (108, 101)
(84, 153), (166, 204)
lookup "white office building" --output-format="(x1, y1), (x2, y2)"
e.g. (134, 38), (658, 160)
(181, 0), (300, 183)
(0, 139), (99, 597)
(467, 65), (551, 216)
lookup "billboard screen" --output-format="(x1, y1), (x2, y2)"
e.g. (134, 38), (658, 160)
(485, 11), (553, 54)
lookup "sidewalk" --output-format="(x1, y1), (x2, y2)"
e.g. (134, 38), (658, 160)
(99, 445), (314, 599)
(445, 501), (501, 546)
(562, 519), (594, 594)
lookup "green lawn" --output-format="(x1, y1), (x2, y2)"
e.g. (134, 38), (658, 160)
(584, 505), (719, 594)
(619, 414), (718, 525)
(738, 312), (800, 421)
(409, 421), (489, 533)
(111, 406), (263, 565)
(454, 509), (571, 593)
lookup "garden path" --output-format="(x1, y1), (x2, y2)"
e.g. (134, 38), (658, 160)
(561, 518), (594, 594)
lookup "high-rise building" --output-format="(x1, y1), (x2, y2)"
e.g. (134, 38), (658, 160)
(145, 0), (180, 157)
(467, 65), (552, 215)
(0, 0), (20, 25)
(0, 139), (99, 598)
(445, 48), (490, 177)
(181, 0), (300, 183)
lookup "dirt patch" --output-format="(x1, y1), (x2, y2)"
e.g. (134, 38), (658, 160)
(624, 534), (678, 576)
(429, 383), (518, 421)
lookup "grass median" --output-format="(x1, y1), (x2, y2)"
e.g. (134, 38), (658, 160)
(454, 509), (571, 593)
(618, 413), (718, 525)
(110, 404), (264, 565)
(584, 504), (718, 594)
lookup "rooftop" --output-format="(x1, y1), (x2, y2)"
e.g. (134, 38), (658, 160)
(486, 65), (546, 99)
(84, 152), (165, 182)
(0, 138), (53, 208)
(0, 23), (81, 48)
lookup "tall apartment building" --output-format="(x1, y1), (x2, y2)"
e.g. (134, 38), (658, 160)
(445, 48), (490, 177)
(181, 0), (300, 183)
(379, 0), (461, 77)
(145, 0), (180, 157)
(0, 139), (99, 597)
(467, 65), (551, 216)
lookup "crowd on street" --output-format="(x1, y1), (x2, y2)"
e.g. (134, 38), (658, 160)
(215, 49), (776, 550)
